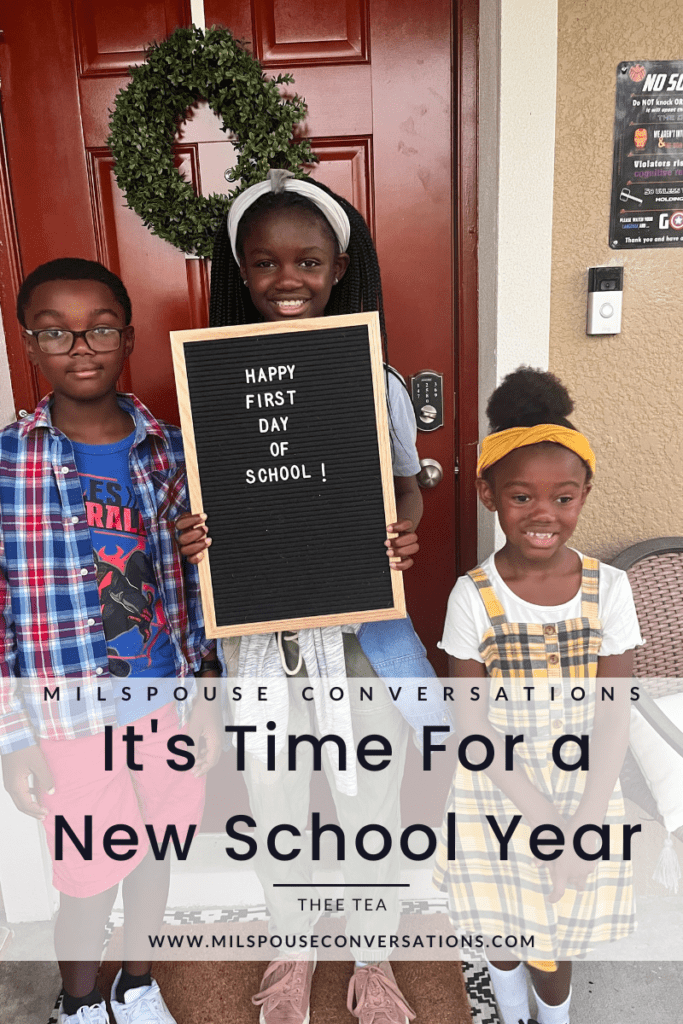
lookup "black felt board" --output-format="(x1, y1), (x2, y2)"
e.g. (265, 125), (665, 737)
(175, 315), (403, 635)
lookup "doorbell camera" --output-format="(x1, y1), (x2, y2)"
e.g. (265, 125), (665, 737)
(586, 266), (623, 335)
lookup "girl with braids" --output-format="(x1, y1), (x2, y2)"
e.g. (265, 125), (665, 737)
(209, 171), (390, 336)
(179, 170), (450, 1024)
(433, 368), (642, 1024)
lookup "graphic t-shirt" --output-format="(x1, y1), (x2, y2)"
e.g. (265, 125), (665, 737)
(71, 431), (177, 724)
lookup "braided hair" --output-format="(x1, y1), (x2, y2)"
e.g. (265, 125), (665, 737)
(209, 181), (388, 357)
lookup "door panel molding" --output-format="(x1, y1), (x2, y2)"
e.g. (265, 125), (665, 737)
(252, 0), (369, 67)
(86, 146), (208, 414)
(309, 136), (374, 232)
(72, 0), (191, 76)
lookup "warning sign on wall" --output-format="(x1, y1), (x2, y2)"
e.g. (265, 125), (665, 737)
(610, 60), (683, 249)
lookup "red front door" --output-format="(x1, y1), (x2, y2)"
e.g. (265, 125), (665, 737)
(0, 0), (477, 679)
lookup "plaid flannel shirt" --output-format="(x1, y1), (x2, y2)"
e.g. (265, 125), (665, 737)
(0, 393), (216, 754)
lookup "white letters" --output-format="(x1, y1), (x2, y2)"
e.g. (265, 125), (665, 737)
(245, 391), (296, 410)
(258, 416), (289, 433)
(244, 364), (296, 383)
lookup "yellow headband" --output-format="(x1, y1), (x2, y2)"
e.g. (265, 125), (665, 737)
(476, 424), (596, 478)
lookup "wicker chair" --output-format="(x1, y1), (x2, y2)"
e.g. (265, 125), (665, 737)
(612, 537), (683, 844)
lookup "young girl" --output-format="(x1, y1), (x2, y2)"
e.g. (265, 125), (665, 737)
(179, 170), (449, 1024)
(433, 368), (643, 1024)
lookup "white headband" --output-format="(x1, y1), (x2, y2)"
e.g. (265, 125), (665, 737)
(227, 169), (351, 263)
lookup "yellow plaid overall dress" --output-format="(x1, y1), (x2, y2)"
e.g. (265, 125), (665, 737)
(433, 556), (635, 958)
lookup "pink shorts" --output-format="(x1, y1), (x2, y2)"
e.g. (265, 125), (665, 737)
(39, 703), (205, 898)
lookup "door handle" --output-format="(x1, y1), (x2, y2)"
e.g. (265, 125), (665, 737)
(416, 458), (443, 488)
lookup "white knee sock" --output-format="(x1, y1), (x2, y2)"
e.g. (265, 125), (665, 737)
(533, 987), (571, 1024)
(486, 961), (530, 1024)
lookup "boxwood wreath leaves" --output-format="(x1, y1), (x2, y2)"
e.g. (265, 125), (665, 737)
(107, 25), (317, 258)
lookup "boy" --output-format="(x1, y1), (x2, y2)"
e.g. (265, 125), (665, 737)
(0, 259), (221, 1024)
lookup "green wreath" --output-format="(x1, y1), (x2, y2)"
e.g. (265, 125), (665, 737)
(108, 26), (316, 258)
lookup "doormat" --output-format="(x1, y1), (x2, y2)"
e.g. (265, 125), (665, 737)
(461, 962), (501, 1024)
(45, 901), (500, 1024)
(47, 961), (499, 1024)
(49, 962), (487, 1024)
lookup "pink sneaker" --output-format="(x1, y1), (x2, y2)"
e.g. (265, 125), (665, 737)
(251, 959), (316, 1024)
(347, 963), (416, 1024)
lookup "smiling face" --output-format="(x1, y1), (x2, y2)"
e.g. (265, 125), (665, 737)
(477, 442), (591, 564)
(22, 278), (134, 404)
(238, 207), (349, 322)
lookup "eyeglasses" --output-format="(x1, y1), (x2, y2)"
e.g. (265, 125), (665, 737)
(25, 327), (126, 354)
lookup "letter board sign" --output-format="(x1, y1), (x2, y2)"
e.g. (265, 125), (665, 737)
(171, 312), (406, 637)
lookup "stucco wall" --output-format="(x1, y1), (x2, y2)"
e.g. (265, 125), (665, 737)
(550, 0), (683, 559)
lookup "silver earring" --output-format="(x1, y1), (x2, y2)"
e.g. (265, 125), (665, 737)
(334, 277), (339, 285)
(242, 279), (248, 286)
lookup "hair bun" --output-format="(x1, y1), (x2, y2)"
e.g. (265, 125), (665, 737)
(486, 366), (575, 432)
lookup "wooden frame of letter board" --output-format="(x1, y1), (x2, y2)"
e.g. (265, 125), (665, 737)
(170, 311), (405, 638)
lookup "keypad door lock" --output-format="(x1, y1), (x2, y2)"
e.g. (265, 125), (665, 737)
(411, 371), (444, 431)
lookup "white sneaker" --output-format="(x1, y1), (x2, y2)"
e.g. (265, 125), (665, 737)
(110, 971), (177, 1024)
(58, 1000), (110, 1023)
